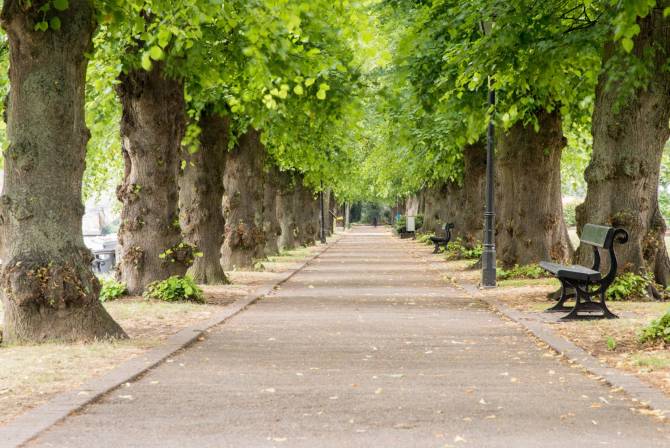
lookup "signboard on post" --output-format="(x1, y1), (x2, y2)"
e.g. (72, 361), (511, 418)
(406, 216), (416, 233)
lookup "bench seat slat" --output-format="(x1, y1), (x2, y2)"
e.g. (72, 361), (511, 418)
(539, 261), (601, 282)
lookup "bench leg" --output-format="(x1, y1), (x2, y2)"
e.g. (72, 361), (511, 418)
(598, 290), (618, 319)
(545, 280), (573, 313)
(561, 288), (618, 320)
(432, 242), (440, 254)
(560, 287), (587, 321)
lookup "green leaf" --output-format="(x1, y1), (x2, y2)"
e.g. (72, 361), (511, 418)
(149, 46), (164, 61)
(53, 0), (69, 11)
(49, 17), (61, 31)
(621, 38), (634, 53)
(34, 21), (49, 32)
(141, 52), (153, 71)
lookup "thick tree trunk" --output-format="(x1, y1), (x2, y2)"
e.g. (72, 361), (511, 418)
(444, 142), (486, 246)
(421, 185), (449, 233)
(276, 173), (299, 251)
(221, 129), (266, 269)
(0, 1), (126, 342)
(577, 7), (670, 285)
(297, 182), (319, 246)
(179, 110), (229, 284)
(496, 110), (573, 267)
(116, 65), (192, 295)
(263, 165), (282, 257)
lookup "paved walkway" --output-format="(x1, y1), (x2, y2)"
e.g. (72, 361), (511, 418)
(30, 227), (670, 447)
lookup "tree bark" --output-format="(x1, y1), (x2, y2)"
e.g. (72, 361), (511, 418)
(345, 202), (351, 229)
(263, 164), (282, 257)
(116, 64), (192, 295)
(221, 129), (266, 269)
(444, 142), (486, 246)
(420, 185), (449, 233)
(577, 7), (670, 285)
(276, 173), (299, 251)
(297, 182), (319, 246)
(0, 1), (126, 342)
(179, 110), (229, 284)
(496, 109), (573, 267)
(322, 189), (333, 236)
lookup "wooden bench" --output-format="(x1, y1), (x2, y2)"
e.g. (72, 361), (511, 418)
(429, 223), (454, 254)
(539, 224), (628, 320)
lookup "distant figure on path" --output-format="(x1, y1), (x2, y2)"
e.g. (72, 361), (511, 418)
(372, 216), (378, 227)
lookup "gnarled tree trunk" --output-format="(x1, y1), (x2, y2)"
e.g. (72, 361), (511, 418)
(221, 129), (266, 269)
(276, 173), (298, 251)
(421, 185), (449, 233)
(263, 165), (282, 257)
(577, 7), (670, 286)
(116, 65), (192, 295)
(444, 142), (486, 246)
(297, 182), (319, 246)
(0, 1), (126, 342)
(496, 110), (572, 267)
(179, 110), (229, 284)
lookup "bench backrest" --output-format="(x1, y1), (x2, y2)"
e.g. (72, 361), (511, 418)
(580, 224), (616, 249)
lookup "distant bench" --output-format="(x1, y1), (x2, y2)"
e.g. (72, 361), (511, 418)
(429, 223), (454, 254)
(540, 224), (628, 320)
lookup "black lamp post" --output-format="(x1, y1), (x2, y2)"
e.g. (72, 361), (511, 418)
(480, 20), (496, 288)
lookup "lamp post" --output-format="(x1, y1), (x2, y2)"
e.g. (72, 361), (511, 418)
(480, 19), (496, 288)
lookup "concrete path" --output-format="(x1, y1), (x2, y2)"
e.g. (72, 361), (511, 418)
(29, 227), (670, 447)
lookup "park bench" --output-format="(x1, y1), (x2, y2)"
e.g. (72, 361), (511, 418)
(539, 224), (628, 320)
(429, 223), (454, 253)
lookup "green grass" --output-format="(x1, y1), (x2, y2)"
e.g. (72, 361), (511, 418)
(498, 278), (560, 288)
(633, 355), (670, 369)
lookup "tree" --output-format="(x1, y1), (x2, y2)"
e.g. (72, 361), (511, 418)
(0, 0), (126, 342)
(576, 2), (670, 286)
(179, 109), (229, 284)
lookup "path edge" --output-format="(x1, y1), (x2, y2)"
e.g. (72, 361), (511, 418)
(403, 239), (670, 418)
(1, 236), (341, 448)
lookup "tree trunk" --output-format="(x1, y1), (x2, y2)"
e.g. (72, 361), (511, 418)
(263, 165), (282, 257)
(116, 65), (192, 295)
(221, 129), (266, 269)
(297, 182), (318, 246)
(444, 142), (486, 246)
(276, 173), (298, 251)
(179, 110), (229, 284)
(0, 1), (126, 342)
(322, 189), (333, 236)
(405, 195), (420, 216)
(577, 7), (670, 285)
(496, 109), (573, 267)
(421, 185), (449, 233)
(345, 202), (351, 229)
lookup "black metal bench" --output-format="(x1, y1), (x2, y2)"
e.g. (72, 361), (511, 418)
(539, 224), (628, 320)
(429, 223), (454, 254)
